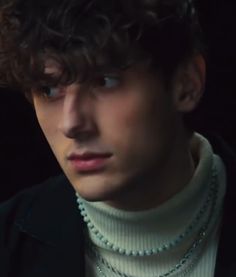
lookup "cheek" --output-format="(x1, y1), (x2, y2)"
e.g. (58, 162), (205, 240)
(96, 91), (176, 161)
(36, 111), (56, 139)
(99, 96), (143, 128)
(97, 95), (157, 151)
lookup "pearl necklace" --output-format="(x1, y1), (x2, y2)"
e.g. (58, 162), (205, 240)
(77, 166), (218, 258)
(85, 166), (220, 277)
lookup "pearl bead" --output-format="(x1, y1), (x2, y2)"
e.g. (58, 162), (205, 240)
(144, 250), (152, 256)
(125, 250), (132, 256)
(106, 241), (113, 247)
(88, 222), (94, 228)
(101, 237), (108, 244)
(112, 245), (119, 251)
(138, 250), (144, 256)
(84, 216), (89, 222)
(118, 248), (125, 254)
(131, 250), (138, 256)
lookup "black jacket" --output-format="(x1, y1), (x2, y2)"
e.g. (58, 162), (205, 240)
(0, 135), (236, 277)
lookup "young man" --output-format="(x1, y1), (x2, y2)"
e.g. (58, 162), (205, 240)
(0, 0), (235, 276)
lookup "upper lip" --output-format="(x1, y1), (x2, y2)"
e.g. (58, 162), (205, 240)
(67, 152), (112, 160)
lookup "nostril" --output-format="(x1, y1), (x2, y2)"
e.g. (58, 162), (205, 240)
(74, 130), (96, 142)
(60, 123), (97, 142)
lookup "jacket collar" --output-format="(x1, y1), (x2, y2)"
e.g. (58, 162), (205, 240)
(15, 175), (86, 276)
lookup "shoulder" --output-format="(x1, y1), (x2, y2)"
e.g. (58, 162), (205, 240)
(0, 175), (68, 218)
(0, 175), (84, 276)
(205, 132), (236, 165)
(0, 175), (72, 247)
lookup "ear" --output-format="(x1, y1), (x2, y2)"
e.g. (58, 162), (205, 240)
(172, 55), (206, 112)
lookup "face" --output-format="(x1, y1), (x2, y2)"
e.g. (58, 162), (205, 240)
(32, 62), (183, 206)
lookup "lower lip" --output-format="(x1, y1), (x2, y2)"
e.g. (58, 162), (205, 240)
(69, 157), (110, 172)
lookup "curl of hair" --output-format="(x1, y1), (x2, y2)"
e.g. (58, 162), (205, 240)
(0, 0), (203, 92)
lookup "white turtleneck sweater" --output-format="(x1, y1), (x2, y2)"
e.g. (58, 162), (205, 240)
(76, 133), (226, 277)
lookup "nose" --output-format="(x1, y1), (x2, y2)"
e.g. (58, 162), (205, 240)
(58, 84), (96, 140)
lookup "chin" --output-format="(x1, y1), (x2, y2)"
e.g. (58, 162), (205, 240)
(70, 177), (117, 202)
(75, 188), (120, 203)
(65, 164), (138, 203)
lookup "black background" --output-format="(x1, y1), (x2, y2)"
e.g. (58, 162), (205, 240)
(0, 0), (235, 202)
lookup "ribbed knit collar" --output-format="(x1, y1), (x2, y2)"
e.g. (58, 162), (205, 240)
(78, 133), (225, 252)
(77, 133), (227, 277)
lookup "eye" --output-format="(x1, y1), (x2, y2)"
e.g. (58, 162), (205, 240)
(39, 85), (65, 100)
(96, 75), (121, 89)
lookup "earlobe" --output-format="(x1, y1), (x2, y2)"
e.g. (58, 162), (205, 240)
(174, 55), (206, 113)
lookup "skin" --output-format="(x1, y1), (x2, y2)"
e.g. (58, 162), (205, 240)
(32, 57), (205, 211)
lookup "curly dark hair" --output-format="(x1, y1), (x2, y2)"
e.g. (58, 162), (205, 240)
(0, 0), (203, 94)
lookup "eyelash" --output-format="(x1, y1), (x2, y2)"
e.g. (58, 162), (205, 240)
(37, 75), (121, 100)
(39, 85), (65, 100)
(95, 75), (121, 89)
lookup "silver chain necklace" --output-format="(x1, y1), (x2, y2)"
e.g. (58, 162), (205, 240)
(87, 226), (209, 277)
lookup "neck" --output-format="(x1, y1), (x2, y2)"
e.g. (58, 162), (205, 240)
(106, 133), (196, 211)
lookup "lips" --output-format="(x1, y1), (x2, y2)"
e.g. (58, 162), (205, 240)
(69, 152), (112, 160)
(68, 152), (112, 172)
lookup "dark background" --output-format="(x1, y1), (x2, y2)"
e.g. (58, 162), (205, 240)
(0, 0), (236, 202)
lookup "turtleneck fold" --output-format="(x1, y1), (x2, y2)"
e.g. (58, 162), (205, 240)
(77, 133), (226, 277)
